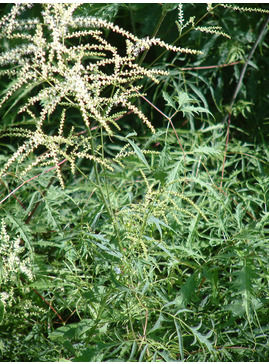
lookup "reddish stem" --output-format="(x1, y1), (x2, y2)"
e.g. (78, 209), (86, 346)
(180, 61), (242, 71)
(32, 288), (64, 324)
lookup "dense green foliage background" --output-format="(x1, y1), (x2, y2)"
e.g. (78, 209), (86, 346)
(0, 3), (268, 362)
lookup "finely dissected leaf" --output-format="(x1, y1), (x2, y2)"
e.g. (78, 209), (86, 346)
(232, 257), (259, 324)
(177, 273), (199, 308)
(181, 105), (213, 116)
(0, 2), (268, 362)
(187, 82), (209, 109)
(5, 213), (33, 256)
(126, 138), (151, 170)
(174, 318), (184, 361)
(162, 91), (176, 109)
(187, 213), (200, 246)
(192, 145), (222, 157)
(167, 90), (214, 117)
(188, 71), (221, 112)
(141, 279), (150, 295)
(147, 215), (174, 238)
(43, 198), (60, 230)
(87, 232), (123, 259)
(143, 129), (167, 149)
(224, 301), (246, 317)
(189, 321), (215, 355)
(2, 81), (41, 119)
(154, 241), (176, 259)
(166, 160), (183, 190)
(94, 242), (122, 258)
(148, 313), (165, 334)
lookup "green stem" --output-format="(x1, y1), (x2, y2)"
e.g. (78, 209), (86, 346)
(223, 14), (269, 123)
(86, 126), (120, 241)
(138, 9), (168, 67)
(100, 127), (114, 222)
(148, 4), (221, 69)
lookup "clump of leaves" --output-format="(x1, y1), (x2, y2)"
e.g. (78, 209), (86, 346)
(0, 219), (68, 361)
(0, 3), (268, 362)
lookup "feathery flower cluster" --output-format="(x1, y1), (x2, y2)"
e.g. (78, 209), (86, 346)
(177, 4), (184, 33)
(114, 147), (159, 168)
(176, 4), (261, 40)
(0, 3), (33, 37)
(220, 3), (269, 14)
(0, 219), (34, 297)
(207, 3), (214, 14)
(0, 4), (202, 187)
(0, 219), (48, 344)
(196, 26), (231, 39)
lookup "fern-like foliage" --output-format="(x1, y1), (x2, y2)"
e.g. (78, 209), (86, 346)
(176, 3), (269, 46)
(116, 168), (208, 259)
(0, 3), (201, 188)
(176, 4), (231, 38)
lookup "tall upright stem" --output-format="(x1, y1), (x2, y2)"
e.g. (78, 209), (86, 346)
(86, 126), (120, 244)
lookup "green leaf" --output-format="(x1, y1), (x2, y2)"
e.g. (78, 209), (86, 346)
(0, 301), (5, 323)
(138, 343), (148, 362)
(189, 321), (215, 354)
(174, 318), (184, 361)
(62, 340), (76, 356)
(74, 346), (104, 362)
(49, 325), (77, 342)
(148, 313), (165, 334)
(6, 213), (33, 256)
(177, 273), (199, 307)
(147, 215), (174, 238)
(166, 160), (184, 191)
(129, 341), (138, 361)
(87, 232), (123, 258)
(192, 145), (222, 157)
(141, 279), (150, 295)
(181, 105), (213, 117)
(2, 81), (41, 119)
(162, 3), (178, 14)
(126, 138), (151, 170)
(95, 241), (122, 259)
(155, 242), (176, 259)
(233, 257), (259, 324)
(162, 91), (176, 109)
